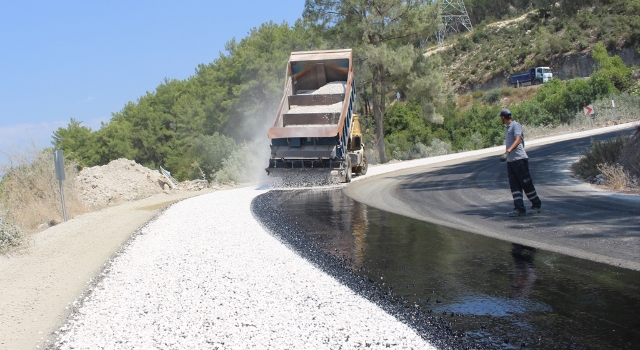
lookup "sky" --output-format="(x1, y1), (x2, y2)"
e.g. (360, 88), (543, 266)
(0, 0), (304, 157)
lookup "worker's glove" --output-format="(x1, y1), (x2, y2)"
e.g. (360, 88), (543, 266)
(500, 151), (509, 162)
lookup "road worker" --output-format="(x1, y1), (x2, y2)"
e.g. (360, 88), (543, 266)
(499, 109), (542, 217)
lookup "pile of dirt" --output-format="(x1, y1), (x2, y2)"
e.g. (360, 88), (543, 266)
(75, 159), (171, 207)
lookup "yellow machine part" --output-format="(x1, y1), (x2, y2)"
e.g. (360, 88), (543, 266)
(352, 114), (362, 139)
(348, 114), (363, 152)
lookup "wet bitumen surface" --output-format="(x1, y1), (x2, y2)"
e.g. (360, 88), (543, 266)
(251, 188), (640, 350)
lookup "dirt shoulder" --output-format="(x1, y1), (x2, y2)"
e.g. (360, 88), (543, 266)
(0, 189), (216, 350)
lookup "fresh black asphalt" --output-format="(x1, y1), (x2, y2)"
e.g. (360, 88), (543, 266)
(344, 129), (640, 270)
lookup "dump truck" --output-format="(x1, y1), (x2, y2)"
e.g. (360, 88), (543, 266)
(265, 49), (367, 184)
(509, 67), (553, 87)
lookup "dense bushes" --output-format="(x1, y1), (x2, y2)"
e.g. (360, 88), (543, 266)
(382, 101), (503, 160)
(384, 103), (434, 152)
(191, 133), (237, 181)
(510, 99), (555, 126)
(572, 137), (628, 178)
(619, 127), (640, 179)
(379, 43), (637, 162)
(572, 131), (638, 191)
(508, 44), (629, 124)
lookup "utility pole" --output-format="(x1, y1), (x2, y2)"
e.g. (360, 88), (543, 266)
(437, 0), (473, 46)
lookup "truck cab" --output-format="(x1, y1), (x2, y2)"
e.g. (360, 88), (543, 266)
(530, 67), (553, 84)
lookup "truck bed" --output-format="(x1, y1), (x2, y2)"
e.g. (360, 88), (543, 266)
(267, 49), (355, 161)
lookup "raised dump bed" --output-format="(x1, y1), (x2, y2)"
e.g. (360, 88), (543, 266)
(266, 49), (366, 184)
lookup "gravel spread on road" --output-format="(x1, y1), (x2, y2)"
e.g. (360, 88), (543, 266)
(54, 187), (433, 349)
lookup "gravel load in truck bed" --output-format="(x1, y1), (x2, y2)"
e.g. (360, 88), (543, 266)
(285, 81), (347, 119)
(311, 81), (346, 95)
(297, 81), (347, 96)
(55, 187), (433, 349)
(288, 101), (343, 115)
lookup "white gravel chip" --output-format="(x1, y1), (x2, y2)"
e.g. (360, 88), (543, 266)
(298, 81), (347, 96)
(288, 101), (343, 115)
(55, 187), (433, 349)
(312, 81), (347, 95)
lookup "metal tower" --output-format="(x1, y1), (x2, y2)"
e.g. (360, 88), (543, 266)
(437, 0), (473, 46)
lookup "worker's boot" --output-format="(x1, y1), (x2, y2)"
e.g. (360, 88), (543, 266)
(507, 209), (527, 217)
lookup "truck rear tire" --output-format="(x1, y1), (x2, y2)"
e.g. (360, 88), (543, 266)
(345, 157), (352, 183)
(355, 154), (368, 176)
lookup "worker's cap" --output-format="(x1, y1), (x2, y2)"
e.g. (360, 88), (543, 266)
(498, 109), (512, 118)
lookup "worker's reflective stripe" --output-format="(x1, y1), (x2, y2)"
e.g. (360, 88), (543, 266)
(512, 191), (521, 196)
(528, 195), (539, 200)
(526, 190), (537, 196)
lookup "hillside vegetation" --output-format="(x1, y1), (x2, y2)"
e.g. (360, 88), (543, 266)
(438, 0), (640, 91)
(44, 0), (639, 181)
(383, 42), (636, 158)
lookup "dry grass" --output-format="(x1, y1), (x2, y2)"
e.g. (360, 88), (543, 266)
(456, 94), (474, 109)
(597, 163), (631, 190)
(572, 136), (628, 179)
(0, 145), (87, 236)
(570, 126), (640, 192)
(502, 85), (540, 105)
(457, 85), (541, 110)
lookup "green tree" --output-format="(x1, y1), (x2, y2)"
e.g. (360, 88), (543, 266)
(384, 102), (434, 157)
(592, 42), (634, 92)
(94, 115), (137, 164)
(304, 0), (441, 163)
(51, 119), (99, 166)
(191, 133), (237, 181)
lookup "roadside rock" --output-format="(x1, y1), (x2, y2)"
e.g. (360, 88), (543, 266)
(592, 173), (606, 186)
(177, 180), (209, 191)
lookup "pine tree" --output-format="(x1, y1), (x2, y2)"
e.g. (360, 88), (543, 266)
(304, 0), (441, 162)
